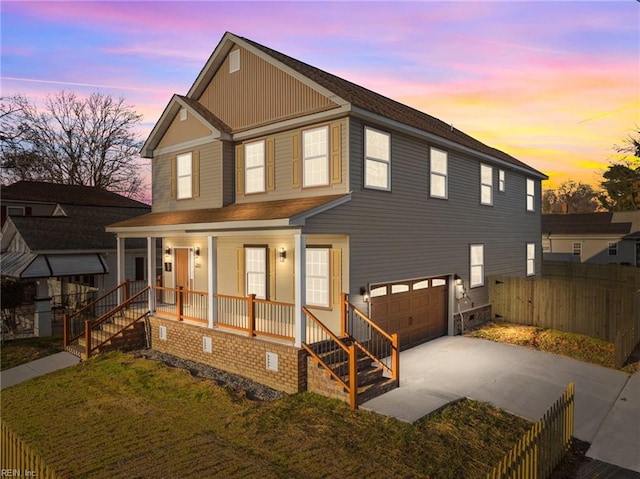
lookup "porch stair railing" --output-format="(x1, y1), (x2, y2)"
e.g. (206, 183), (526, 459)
(64, 280), (150, 359)
(303, 297), (399, 408)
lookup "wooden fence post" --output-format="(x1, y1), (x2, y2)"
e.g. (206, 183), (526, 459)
(248, 294), (256, 337)
(63, 313), (69, 348)
(341, 293), (348, 337)
(84, 319), (92, 358)
(348, 343), (358, 409)
(177, 286), (184, 321)
(391, 332), (399, 383)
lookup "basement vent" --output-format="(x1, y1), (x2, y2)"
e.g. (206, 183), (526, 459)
(229, 50), (240, 73)
(159, 325), (167, 341)
(266, 352), (279, 372)
(203, 336), (212, 354)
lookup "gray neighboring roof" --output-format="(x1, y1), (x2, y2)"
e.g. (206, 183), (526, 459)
(1, 251), (108, 279)
(7, 205), (150, 251)
(542, 213), (632, 236)
(1, 181), (149, 208)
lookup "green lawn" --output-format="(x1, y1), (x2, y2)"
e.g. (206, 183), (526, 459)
(1, 352), (531, 479)
(1, 335), (64, 370)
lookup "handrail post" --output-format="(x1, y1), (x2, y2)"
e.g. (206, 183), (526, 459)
(248, 294), (256, 337)
(341, 293), (348, 337)
(124, 279), (131, 302)
(348, 343), (358, 409)
(63, 313), (69, 348)
(84, 320), (92, 358)
(177, 286), (184, 321)
(391, 333), (399, 383)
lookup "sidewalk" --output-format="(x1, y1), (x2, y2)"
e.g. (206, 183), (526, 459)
(0, 351), (80, 390)
(361, 336), (640, 473)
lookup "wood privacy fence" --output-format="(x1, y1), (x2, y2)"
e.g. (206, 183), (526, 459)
(487, 383), (575, 479)
(1, 420), (61, 478)
(490, 262), (640, 368)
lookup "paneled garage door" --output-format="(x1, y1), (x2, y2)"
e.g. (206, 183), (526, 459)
(370, 277), (448, 350)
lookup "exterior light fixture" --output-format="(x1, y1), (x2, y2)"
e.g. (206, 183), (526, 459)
(165, 247), (171, 256)
(279, 247), (286, 262)
(360, 286), (369, 302)
(194, 247), (200, 257)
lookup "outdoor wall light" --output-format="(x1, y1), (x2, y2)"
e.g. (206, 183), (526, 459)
(454, 274), (463, 286)
(194, 247), (200, 257)
(360, 286), (369, 303)
(165, 247), (171, 256)
(279, 247), (286, 262)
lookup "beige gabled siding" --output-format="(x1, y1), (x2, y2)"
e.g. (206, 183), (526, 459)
(198, 46), (338, 131)
(157, 110), (212, 149)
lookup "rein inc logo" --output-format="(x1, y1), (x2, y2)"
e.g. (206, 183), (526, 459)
(1, 471), (37, 477)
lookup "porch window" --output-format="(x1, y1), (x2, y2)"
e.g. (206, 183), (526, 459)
(245, 247), (267, 300)
(364, 127), (391, 190)
(177, 152), (192, 199)
(470, 244), (484, 288)
(430, 148), (448, 199)
(306, 248), (330, 307)
(481, 164), (493, 205)
(527, 178), (535, 211)
(303, 126), (329, 187)
(526, 243), (535, 276)
(245, 140), (265, 194)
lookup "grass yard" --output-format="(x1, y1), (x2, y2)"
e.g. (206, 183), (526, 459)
(467, 321), (640, 374)
(1, 351), (532, 479)
(1, 335), (64, 370)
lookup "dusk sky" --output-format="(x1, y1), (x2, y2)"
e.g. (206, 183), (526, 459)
(2, 1), (639, 192)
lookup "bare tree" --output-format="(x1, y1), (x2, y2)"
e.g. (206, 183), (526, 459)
(542, 181), (600, 214)
(0, 91), (147, 199)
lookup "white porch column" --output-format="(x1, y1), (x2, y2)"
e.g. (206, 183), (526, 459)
(116, 236), (126, 303)
(294, 233), (306, 347)
(33, 279), (52, 337)
(147, 237), (156, 312)
(208, 236), (217, 329)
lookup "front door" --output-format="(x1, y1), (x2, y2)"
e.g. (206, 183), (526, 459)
(175, 248), (190, 290)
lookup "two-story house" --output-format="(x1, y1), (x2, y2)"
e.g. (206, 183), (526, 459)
(106, 32), (546, 400)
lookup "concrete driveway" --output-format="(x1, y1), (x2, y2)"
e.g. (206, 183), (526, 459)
(361, 336), (640, 473)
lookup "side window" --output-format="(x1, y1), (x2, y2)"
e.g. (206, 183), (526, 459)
(245, 140), (265, 194)
(364, 127), (391, 190)
(480, 164), (493, 205)
(176, 152), (193, 199)
(526, 178), (535, 211)
(306, 248), (330, 307)
(499, 170), (505, 192)
(430, 148), (448, 199)
(572, 242), (581, 256)
(470, 244), (484, 288)
(526, 243), (535, 276)
(303, 127), (329, 187)
(245, 247), (267, 300)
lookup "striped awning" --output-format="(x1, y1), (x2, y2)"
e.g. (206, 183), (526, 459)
(0, 251), (108, 279)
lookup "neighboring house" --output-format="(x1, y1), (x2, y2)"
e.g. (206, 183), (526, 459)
(106, 32), (546, 396)
(542, 211), (640, 266)
(1, 182), (154, 332)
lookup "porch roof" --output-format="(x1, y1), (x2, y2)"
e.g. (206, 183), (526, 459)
(106, 194), (350, 232)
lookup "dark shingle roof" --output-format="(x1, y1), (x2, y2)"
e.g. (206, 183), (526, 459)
(542, 213), (632, 236)
(1, 181), (149, 208)
(9, 205), (150, 251)
(240, 35), (544, 176)
(177, 95), (232, 134)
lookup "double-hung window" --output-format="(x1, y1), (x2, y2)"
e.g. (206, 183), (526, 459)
(470, 244), (485, 288)
(499, 170), (505, 192)
(608, 242), (618, 256)
(526, 243), (535, 276)
(176, 152), (193, 199)
(430, 148), (448, 199)
(481, 164), (493, 205)
(526, 178), (535, 211)
(364, 127), (391, 190)
(245, 247), (267, 300)
(572, 242), (582, 256)
(303, 127), (329, 187)
(245, 140), (265, 194)
(306, 248), (330, 307)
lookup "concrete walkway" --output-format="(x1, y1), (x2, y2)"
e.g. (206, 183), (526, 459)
(361, 336), (640, 473)
(0, 351), (80, 390)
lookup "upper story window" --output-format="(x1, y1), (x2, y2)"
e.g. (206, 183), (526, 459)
(7, 206), (25, 217)
(572, 242), (581, 256)
(470, 244), (485, 288)
(303, 126), (329, 187)
(245, 140), (265, 194)
(526, 243), (535, 276)
(430, 148), (448, 199)
(526, 178), (535, 211)
(499, 170), (505, 192)
(176, 152), (193, 199)
(480, 164), (493, 205)
(608, 242), (618, 256)
(364, 127), (391, 190)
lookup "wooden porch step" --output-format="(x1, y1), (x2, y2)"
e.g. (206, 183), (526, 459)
(357, 377), (398, 405)
(65, 344), (87, 360)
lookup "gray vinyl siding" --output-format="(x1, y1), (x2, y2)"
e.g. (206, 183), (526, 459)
(152, 140), (223, 213)
(303, 117), (543, 308)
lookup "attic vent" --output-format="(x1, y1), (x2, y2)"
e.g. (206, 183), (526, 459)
(229, 50), (240, 73)
(179, 108), (187, 121)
